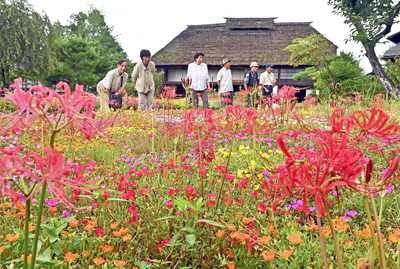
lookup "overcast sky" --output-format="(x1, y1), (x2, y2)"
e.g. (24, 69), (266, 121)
(30, 0), (400, 72)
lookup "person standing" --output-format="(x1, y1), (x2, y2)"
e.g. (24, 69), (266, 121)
(132, 49), (156, 110)
(217, 59), (234, 108)
(260, 63), (276, 104)
(96, 59), (128, 112)
(244, 62), (260, 108)
(187, 52), (210, 109)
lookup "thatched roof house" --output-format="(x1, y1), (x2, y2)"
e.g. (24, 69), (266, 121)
(152, 17), (337, 99)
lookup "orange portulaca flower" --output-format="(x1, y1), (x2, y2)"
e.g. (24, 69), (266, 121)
(226, 251), (234, 258)
(101, 245), (113, 252)
(93, 257), (105, 265)
(215, 230), (225, 237)
(226, 223), (235, 231)
(21, 254), (32, 263)
(263, 250), (274, 261)
(7, 233), (19, 242)
(110, 222), (119, 229)
(287, 233), (304, 245)
(64, 252), (77, 263)
(278, 250), (293, 259)
(113, 260), (126, 268)
(69, 219), (79, 227)
(259, 236), (271, 245)
(123, 234), (132, 242)
(306, 224), (318, 231)
(227, 261), (235, 269)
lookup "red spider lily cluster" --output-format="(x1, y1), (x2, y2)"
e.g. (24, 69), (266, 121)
(0, 78), (107, 208)
(323, 107), (399, 142)
(265, 106), (399, 217)
(181, 78), (192, 91)
(0, 146), (101, 210)
(0, 79), (102, 140)
(160, 86), (180, 99)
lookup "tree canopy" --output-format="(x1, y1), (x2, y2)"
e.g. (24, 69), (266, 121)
(44, 6), (133, 91)
(0, 0), (58, 88)
(328, 0), (400, 98)
(294, 52), (385, 99)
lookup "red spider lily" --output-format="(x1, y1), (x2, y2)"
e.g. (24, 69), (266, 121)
(350, 106), (399, 141)
(225, 105), (247, 124)
(268, 133), (368, 217)
(24, 147), (101, 210)
(0, 78), (55, 134)
(54, 82), (99, 140)
(181, 78), (192, 91)
(161, 86), (180, 99)
(183, 108), (214, 130)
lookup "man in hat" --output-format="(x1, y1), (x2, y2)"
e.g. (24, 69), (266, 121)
(217, 59), (234, 108)
(244, 62), (260, 108)
(260, 63), (276, 105)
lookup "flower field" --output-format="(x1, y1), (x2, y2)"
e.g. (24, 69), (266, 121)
(1, 79), (400, 269)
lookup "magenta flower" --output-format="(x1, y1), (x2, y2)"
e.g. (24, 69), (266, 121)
(165, 201), (174, 208)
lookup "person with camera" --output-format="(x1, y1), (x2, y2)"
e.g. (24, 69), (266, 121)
(96, 59), (128, 112)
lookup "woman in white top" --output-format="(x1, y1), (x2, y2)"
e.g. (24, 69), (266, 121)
(187, 52), (211, 109)
(96, 59), (128, 112)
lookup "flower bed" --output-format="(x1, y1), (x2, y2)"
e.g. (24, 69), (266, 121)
(0, 79), (399, 268)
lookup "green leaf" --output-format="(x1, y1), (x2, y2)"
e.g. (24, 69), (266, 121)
(55, 223), (68, 236)
(36, 247), (52, 262)
(60, 216), (77, 224)
(180, 226), (195, 233)
(40, 223), (54, 230)
(135, 261), (150, 269)
(154, 216), (180, 221)
(167, 234), (180, 246)
(186, 234), (196, 245)
(106, 198), (130, 202)
(173, 197), (196, 211)
(196, 219), (225, 228)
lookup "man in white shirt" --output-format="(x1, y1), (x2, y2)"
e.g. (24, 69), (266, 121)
(217, 59), (234, 108)
(259, 63), (276, 104)
(187, 52), (210, 109)
(96, 59), (128, 112)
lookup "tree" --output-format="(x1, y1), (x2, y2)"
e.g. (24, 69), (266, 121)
(293, 52), (385, 99)
(45, 36), (102, 90)
(0, 0), (58, 89)
(328, 0), (400, 98)
(67, 6), (132, 76)
(284, 34), (337, 85)
(44, 6), (134, 91)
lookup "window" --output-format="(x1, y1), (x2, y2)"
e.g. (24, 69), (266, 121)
(280, 68), (305, 79)
(167, 69), (187, 81)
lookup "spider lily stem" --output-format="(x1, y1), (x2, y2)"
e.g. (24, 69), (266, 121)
(371, 197), (387, 269)
(364, 196), (383, 268)
(323, 201), (344, 269)
(315, 206), (329, 269)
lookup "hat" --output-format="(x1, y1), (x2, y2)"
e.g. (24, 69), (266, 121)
(221, 58), (230, 65)
(265, 63), (274, 68)
(250, 62), (259, 67)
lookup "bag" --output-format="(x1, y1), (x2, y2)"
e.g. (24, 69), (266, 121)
(109, 93), (122, 108)
(109, 76), (124, 108)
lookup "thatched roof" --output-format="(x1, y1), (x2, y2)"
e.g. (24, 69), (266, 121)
(153, 17), (337, 66)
